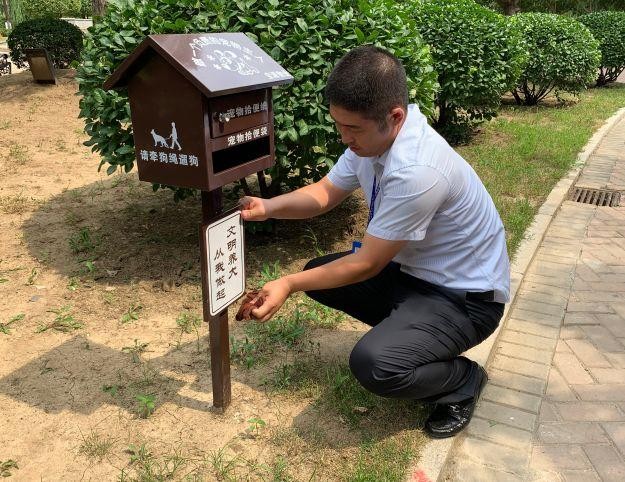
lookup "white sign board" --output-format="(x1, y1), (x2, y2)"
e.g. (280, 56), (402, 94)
(206, 210), (245, 316)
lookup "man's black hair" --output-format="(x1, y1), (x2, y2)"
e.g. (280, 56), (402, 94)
(325, 45), (408, 127)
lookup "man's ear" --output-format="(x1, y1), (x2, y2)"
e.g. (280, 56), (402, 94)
(389, 106), (406, 127)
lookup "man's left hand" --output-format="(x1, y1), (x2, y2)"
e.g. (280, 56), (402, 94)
(251, 278), (292, 322)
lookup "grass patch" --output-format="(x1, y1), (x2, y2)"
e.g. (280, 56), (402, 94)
(0, 193), (39, 214)
(78, 430), (116, 462)
(37, 305), (83, 333)
(0, 313), (24, 335)
(457, 84), (625, 255)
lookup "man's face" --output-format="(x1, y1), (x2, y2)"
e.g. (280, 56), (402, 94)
(329, 104), (405, 158)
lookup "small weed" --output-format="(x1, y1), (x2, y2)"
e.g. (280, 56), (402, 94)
(245, 417), (266, 438)
(295, 297), (345, 329)
(257, 260), (281, 285)
(0, 459), (18, 477)
(0, 120), (11, 129)
(120, 444), (187, 481)
(102, 384), (121, 397)
(208, 446), (242, 481)
(122, 339), (149, 363)
(175, 312), (202, 352)
(0, 313), (24, 335)
(0, 278), (7, 284)
(69, 227), (99, 254)
(83, 260), (96, 273)
(6, 143), (30, 165)
(37, 306), (83, 333)
(78, 430), (115, 462)
(0, 193), (37, 214)
(301, 226), (326, 257)
(64, 210), (83, 225)
(26, 267), (39, 285)
(121, 303), (142, 324)
(67, 277), (80, 291)
(135, 394), (156, 418)
(230, 315), (307, 368)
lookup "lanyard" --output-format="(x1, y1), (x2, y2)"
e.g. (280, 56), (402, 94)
(367, 175), (381, 226)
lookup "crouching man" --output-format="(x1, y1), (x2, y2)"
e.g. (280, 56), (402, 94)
(239, 45), (509, 438)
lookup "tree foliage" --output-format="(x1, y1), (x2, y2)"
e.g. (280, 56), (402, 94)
(8, 17), (83, 68)
(409, 0), (527, 143)
(510, 12), (601, 105)
(22, 0), (82, 20)
(77, 0), (437, 199)
(579, 10), (625, 85)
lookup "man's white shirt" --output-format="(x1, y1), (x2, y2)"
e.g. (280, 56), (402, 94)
(327, 104), (510, 303)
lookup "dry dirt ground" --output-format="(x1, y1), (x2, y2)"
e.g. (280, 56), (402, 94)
(0, 72), (427, 480)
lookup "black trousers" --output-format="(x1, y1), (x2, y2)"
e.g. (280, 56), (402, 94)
(304, 252), (505, 404)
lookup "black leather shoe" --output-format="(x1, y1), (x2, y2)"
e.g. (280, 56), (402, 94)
(424, 364), (488, 439)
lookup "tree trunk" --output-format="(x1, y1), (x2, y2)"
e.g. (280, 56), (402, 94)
(498, 0), (521, 15)
(92, 0), (107, 18)
(2, 0), (11, 28)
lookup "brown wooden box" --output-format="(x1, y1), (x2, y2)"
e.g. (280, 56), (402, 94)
(103, 33), (293, 191)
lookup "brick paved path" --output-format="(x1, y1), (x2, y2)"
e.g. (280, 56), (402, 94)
(441, 116), (625, 481)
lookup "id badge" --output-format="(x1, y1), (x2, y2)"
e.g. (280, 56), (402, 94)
(351, 241), (362, 253)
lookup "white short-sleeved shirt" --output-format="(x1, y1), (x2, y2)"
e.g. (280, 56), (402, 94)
(327, 104), (510, 303)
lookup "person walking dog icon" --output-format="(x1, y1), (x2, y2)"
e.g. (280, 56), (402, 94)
(169, 122), (182, 151)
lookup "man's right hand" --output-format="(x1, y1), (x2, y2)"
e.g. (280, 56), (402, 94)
(239, 196), (271, 221)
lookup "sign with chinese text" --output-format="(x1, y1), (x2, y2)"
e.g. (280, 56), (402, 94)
(206, 210), (245, 316)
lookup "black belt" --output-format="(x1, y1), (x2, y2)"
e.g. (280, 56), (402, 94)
(466, 290), (495, 302)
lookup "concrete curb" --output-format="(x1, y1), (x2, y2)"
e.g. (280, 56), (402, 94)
(408, 106), (625, 482)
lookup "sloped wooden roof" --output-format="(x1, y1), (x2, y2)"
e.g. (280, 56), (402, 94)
(104, 33), (293, 97)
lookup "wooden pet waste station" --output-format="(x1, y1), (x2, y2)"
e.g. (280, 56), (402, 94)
(104, 33), (293, 409)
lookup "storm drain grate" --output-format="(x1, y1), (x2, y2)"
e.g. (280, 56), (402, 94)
(568, 187), (621, 207)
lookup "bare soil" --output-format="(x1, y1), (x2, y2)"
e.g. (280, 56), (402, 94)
(0, 72), (426, 481)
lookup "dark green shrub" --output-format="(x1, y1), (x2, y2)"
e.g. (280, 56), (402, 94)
(579, 11), (625, 86)
(22, 0), (82, 21)
(409, 0), (527, 143)
(76, 0), (437, 200)
(8, 18), (83, 69)
(511, 13), (600, 105)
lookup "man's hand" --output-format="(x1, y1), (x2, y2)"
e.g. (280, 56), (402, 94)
(251, 278), (292, 322)
(239, 196), (271, 221)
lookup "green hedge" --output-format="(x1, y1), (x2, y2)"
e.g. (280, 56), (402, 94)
(8, 18), (83, 69)
(579, 11), (625, 86)
(22, 0), (82, 21)
(511, 13), (600, 105)
(77, 0), (438, 199)
(410, 0), (527, 143)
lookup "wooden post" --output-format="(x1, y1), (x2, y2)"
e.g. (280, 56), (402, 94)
(200, 188), (232, 410)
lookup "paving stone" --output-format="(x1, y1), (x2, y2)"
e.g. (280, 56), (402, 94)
(444, 456), (525, 481)
(512, 308), (563, 327)
(505, 319), (559, 339)
(563, 312), (597, 326)
(556, 340), (571, 353)
(458, 435), (531, 469)
(531, 445), (591, 471)
(561, 469), (601, 481)
(491, 354), (550, 380)
(565, 339), (611, 368)
(588, 367), (625, 383)
(566, 302), (615, 313)
(515, 290), (568, 308)
(571, 290), (624, 302)
(521, 281), (571, 299)
(475, 400), (537, 431)
(595, 313), (625, 337)
(545, 366), (578, 402)
(571, 384), (625, 401)
(466, 416), (533, 450)
(482, 384), (542, 413)
(560, 326), (586, 339)
(553, 353), (594, 385)
(525, 273), (574, 290)
(583, 444), (625, 481)
(556, 402), (624, 421)
(497, 341), (553, 365)
(500, 330), (558, 351)
(539, 402), (560, 422)
(602, 422), (625, 456)
(488, 368), (547, 396)
(537, 422), (607, 443)
(580, 325), (625, 352)
(605, 353), (625, 369)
